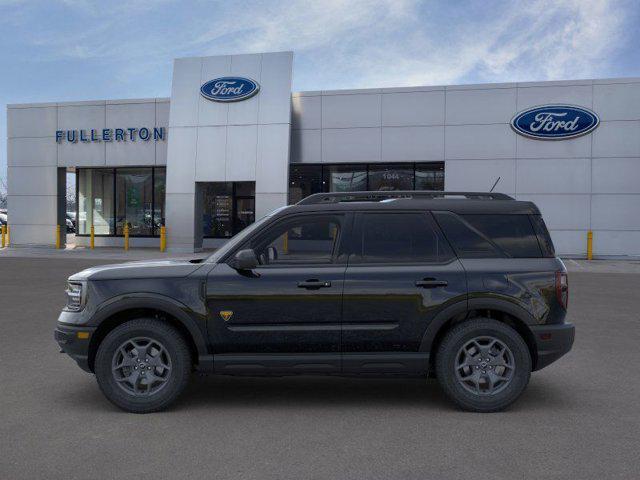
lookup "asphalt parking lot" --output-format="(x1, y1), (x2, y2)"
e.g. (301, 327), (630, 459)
(1, 256), (639, 480)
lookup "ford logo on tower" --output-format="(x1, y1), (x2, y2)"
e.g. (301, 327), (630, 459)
(511, 105), (599, 140)
(200, 76), (260, 102)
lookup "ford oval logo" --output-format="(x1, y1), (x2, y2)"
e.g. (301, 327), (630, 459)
(200, 77), (260, 102)
(511, 105), (599, 140)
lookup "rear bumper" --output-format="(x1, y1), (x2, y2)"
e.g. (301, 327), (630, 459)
(54, 324), (96, 373)
(530, 322), (575, 371)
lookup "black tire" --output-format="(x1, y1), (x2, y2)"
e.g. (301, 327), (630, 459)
(435, 318), (531, 412)
(95, 318), (192, 413)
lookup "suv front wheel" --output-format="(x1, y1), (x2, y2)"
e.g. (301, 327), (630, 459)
(95, 318), (192, 413)
(436, 318), (531, 412)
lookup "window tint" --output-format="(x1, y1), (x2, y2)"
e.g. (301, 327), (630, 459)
(530, 214), (556, 257)
(355, 213), (453, 263)
(433, 212), (502, 258)
(462, 214), (542, 258)
(247, 215), (341, 265)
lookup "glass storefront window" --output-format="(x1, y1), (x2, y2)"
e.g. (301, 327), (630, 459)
(154, 169), (166, 232)
(202, 182), (255, 238)
(78, 169), (114, 235)
(324, 164), (367, 192)
(76, 167), (165, 237)
(368, 164), (413, 191)
(289, 164), (323, 204)
(415, 163), (445, 191)
(288, 162), (445, 203)
(116, 169), (153, 236)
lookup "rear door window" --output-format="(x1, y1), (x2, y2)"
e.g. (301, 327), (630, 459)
(461, 214), (542, 258)
(352, 212), (454, 264)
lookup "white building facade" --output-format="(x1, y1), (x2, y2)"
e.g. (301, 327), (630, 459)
(6, 51), (640, 257)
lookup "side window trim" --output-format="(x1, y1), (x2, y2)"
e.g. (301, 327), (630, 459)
(348, 210), (456, 266)
(231, 212), (347, 267)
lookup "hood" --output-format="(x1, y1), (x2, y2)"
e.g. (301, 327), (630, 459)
(69, 258), (206, 281)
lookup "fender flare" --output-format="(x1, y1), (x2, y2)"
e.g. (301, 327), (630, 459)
(90, 293), (209, 357)
(419, 296), (537, 353)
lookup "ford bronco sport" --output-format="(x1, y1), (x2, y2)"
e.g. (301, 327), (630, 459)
(55, 191), (574, 413)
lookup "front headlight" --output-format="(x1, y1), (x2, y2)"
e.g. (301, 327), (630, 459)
(65, 282), (86, 311)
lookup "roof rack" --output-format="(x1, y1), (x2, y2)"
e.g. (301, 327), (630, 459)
(296, 191), (514, 205)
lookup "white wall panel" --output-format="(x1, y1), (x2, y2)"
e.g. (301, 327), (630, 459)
(292, 95), (321, 130)
(256, 124), (289, 193)
(381, 126), (444, 161)
(322, 94), (381, 129)
(592, 157), (640, 193)
(516, 133), (591, 159)
(445, 124), (515, 159)
(591, 195), (640, 230)
(446, 88), (516, 125)
(169, 57), (202, 127)
(8, 137), (57, 167)
(593, 83), (640, 121)
(58, 104), (105, 131)
(225, 125), (257, 180)
(516, 85), (592, 110)
(290, 129), (321, 163)
(7, 166), (57, 196)
(7, 106), (57, 138)
(58, 141), (105, 167)
(322, 128), (381, 163)
(549, 230), (586, 257)
(7, 195), (57, 225)
(445, 159), (515, 194)
(195, 126), (226, 181)
(258, 51), (293, 125)
(592, 121), (640, 157)
(255, 192), (288, 219)
(166, 128), (196, 194)
(517, 158), (590, 194)
(593, 231), (640, 256)
(381, 91), (445, 126)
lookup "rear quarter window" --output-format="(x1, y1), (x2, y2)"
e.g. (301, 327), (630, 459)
(433, 212), (544, 258)
(461, 214), (542, 258)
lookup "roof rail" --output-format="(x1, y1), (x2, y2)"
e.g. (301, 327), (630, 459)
(296, 191), (514, 205)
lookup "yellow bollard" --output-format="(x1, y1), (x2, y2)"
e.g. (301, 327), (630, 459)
(56, 225), (61, 249)
(160, 226), (166, 252)
(6, 225), (9, 246)
(124, 224), (129, 251)
(90, 225), (95, 250)
(1, 225), (6, 248)
(587, 230), (593, 260)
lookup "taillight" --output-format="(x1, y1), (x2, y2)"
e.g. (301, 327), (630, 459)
(555, 271), (568, 310)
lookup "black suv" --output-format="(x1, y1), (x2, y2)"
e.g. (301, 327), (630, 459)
(55, 191), (574, 413)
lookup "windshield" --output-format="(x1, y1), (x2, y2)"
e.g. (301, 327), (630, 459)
(205, 207), (289, 263)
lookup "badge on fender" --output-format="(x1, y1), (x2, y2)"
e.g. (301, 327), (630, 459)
(219, 310), (233, 321)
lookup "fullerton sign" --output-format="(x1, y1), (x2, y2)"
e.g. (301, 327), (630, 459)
(55, 127), (166, 143)
(511, 105), (599, 140)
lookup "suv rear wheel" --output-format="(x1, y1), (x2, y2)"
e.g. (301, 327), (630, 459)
(95, 318), (192, 413)
(435, 318), (531, 412)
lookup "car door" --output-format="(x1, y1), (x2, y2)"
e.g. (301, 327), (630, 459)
(341, 211), (467, 375)
(206, 212), (349, 374)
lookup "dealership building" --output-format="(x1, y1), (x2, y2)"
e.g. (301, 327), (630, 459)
(6, 51), (640, 256)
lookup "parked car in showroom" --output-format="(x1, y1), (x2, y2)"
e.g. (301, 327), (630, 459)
(55, 191), (573, 413)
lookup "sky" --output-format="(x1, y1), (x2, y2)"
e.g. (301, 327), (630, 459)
(1, 0), (639, 190)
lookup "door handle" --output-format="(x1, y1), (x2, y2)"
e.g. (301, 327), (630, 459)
(415, 278), (448, 288)
(297, 279), (332, 289)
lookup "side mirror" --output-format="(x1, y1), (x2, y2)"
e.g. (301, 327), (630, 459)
(230, 248), (258, 271)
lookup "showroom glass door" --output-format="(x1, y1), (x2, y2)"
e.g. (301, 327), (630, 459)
(234, 197), (255, 233)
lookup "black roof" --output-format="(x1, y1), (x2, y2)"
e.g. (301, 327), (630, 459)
(278, 191), (540, 216)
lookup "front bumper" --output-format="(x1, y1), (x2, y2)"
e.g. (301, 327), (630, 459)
(530, 322), (575, 371)
(54, 323), (96, 373)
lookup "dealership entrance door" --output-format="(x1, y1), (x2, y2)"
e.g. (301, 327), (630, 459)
(199, 182), (256, 240)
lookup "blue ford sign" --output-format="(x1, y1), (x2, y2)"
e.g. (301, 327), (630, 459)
(511, 105), (599, 140)
(200, 77), (260, 102)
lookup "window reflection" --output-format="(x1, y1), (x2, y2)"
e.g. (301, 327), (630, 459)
(116, 169), (153, 236)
